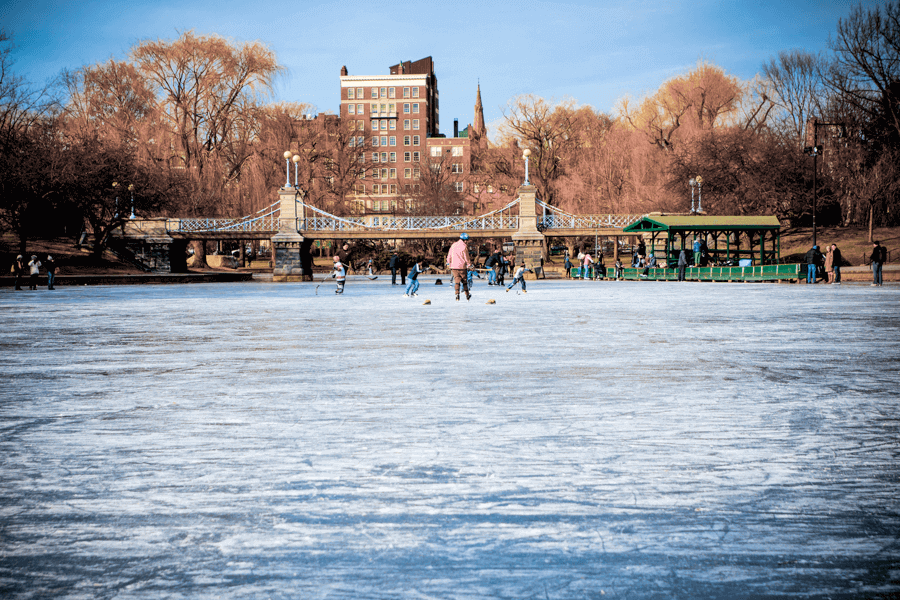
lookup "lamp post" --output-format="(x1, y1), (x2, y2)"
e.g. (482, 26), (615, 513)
(804, 118), (844, 248)
(523, 148), (531, 185)
(292, 153), (301, 188)
(283, 150), (292, 188)
(128, 184), (135, 219)
(112, 181), (119, 218)
(689, 178), (696, 212)
(804, 144), (820, 247)
(695, 176), (703, 213)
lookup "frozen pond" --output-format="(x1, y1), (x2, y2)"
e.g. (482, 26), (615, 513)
(1, 277), (899, 599)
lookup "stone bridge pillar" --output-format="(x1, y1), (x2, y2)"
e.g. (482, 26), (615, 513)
(512, 184), (545, 278)
(272, 188), (312, 282)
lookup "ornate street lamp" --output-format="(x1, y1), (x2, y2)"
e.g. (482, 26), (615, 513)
(523, 148), (531, 185)
(283, 150), (292, 188)
(695, 175), (703, 213)
(112, 181), (119, 218)
(292, 153), (301, 188)
(689, 178), (696, 213)
(128, 184), (135, 219)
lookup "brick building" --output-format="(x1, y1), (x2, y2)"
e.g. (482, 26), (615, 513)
(338, 58), (493, 216)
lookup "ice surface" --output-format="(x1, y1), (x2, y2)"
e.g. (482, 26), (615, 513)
(1, 277), (899, 599)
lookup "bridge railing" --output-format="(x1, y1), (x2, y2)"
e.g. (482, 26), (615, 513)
(297, 215), (519, 232)
(538, 214), (644, 230)
(171, 216), (282, 233)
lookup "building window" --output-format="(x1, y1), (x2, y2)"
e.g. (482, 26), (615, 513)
(412, 119), (419, 129)
(413, 152), (420, 162)
(413, 103), (419, 113)
(381, 168), (388, 179)
(357, 104), (364, 114)
(451, 163), (463, 173)
(404, 135), (410, 146)
(412, 87), (419, 98)
(348, 104), (355, 114)
(371, 87), (378, 98)
(404, 168), (411, 178)
(380, 136), (388, 146)
(414, 184), (420, 193)
(390, 168), (396, 179)
(403, 103), (410, 114)
(389, 87), (395, 98)
(413, 168), (421, 179)
(380, 119), (387, 130)
(473, 183), (479, 193)
(404, 152), (410, 162)
(357, 87), (364, 99)
(412, 135), (420, 146)
(452, 146), (463, 156)
(403, 87), (410, 98)
(371, 119), (378, 130)
(388, 103), (395, 113)
(390, 184), (397, 194)
(380, 152), (387, 162)
(357, 121), (364, 132)
(403, 119), (410, 130)
(390, 152), (396, 162)
(380, 87), (386, 99)
(389, 136), (396, 146)
(430, 146), (442, 157)
(372, 137), (379, 147)
(348, 88), (355, 99)
(381, 103), (387, 114)
(357, 136), (365, 146)
(371, 152), (379, 163)
(454, 182), (464, 193)
(389, 120), (396, 130)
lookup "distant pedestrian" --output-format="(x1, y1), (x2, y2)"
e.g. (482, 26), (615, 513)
(45, 255), (57, 290)
(404, 259), (425, 297)
(27, 255), (41, 290)
(641, 254), (657, 278)
(824, 245), (835, 284)
(389, 251), (400, 285)
(870, 241), (886, 286)
(13, 254), (24, 290)
(332, 255), (346, 294)
(677, 249), (688, 281)
(594, 252), (605, 280)
(446, 232), (473, 301)
(831, 244), (842, 284)
(614, 258), (624, 280)
(365, 258), (378, 280)
(693, 238), (702, 267)
(805, 245), (823, 284)
(337, 243), (353, 275)
(637, 239), (646, 262)
(564, 251), (572, 278)
(506, 262), (532, 293)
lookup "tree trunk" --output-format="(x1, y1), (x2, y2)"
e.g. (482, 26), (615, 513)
(868, 204), (874, 243)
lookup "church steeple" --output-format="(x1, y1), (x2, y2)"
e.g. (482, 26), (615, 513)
(473, 83), (485, 140)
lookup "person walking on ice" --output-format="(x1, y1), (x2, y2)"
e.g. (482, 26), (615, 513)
(365, 258), (378, 280)
(506, 261), (532, 293)
(404, 259), (426, 297)
(446, 232), (473, 301)
(332, 255), (347, 294)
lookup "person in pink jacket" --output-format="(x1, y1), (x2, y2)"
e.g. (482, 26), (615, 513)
(446, 233), (473, 301)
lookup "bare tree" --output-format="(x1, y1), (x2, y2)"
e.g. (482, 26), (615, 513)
(762, 50), (827, 149)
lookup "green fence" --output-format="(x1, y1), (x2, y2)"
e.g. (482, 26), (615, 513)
(570, 264), (802, 282)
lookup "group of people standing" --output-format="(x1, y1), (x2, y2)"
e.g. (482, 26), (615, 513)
(804, 243), (844, 284)
(12, 254), (56, 290)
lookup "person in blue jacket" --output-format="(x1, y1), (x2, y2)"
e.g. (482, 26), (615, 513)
(404, 259), (426, 297)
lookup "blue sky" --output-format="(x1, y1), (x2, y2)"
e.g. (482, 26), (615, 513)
(1, 0), (883, 136)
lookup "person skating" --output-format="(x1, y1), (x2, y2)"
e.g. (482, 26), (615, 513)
(389, 251), (400, 285)
(870, 241), (886, 286)
(13, 255), (24, 290)
(45, 255), (57, 290)
(332, 255), (346, 294)
(365, 258), (378, 280)
(485, 249), (500, 285)
(27, 255), (41, 290)
(404, 259), (425, 297)
(446, 232), (473, 301)
(506, 262), (532, 293)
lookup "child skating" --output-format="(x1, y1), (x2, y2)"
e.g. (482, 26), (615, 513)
(404, 259), (426, 297)
(506, 261), (532, 293)
(332, 255), (346, 294)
